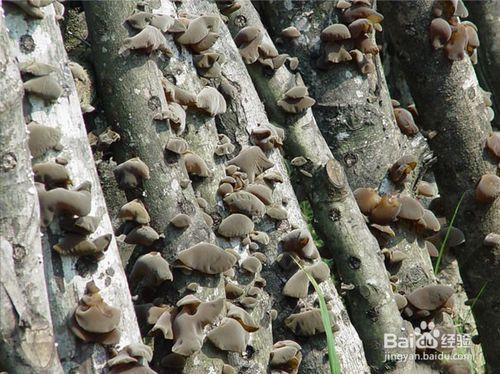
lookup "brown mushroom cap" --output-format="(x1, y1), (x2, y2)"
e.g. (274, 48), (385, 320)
(74, 282), (121, 334)
(218, 182), (234, 197)
(176, 242), (237, 274)
(170, 213), (191, 229)
(241, 255), (262, 274)
(348, 18), (372, 38)
(430, 18), (452, 49)
(114, 157), (150, 189)
(118, 199), (150, 224)
(27, 122), (62, 158)
(177, 294), (202, 308)
(53, 233), (100, 257)
(394, 108), (419, 136)
(428, 225), (465, 248)
(125, 226), (160, 246)
(389, 155), (418, 183)
(33, 162), (70, 189)
(161, 352), (186, 369)
(483, 233), (500, 247)
(227, 146), (274, 183)
(162, 80), (196, 108)
(426, 241), (439, 257)
(419, 209), (441, 232)
(226, 302), (259, 332)
(239, 296), (258, 309)
(245, 184), (273, 205)
(445, 24), (468, 61)
(225, 282), (244, 299)
(218, 213), (255, 238)
(281, 229), (319, 260)
(182, 151), (210, 178)
(234, 26), (264, 64)
(266, 205), (288, 220)
(249, 231), (270, 245)
(475, 174), (500, 204)
(195, 86), (227, 116)
(20, 60), (56, 76)
(406, 285), (454, 311)
(172, 298), (224, 356)
(176, 15), (220, 45)
(321, 24), (351, 42)
(223, 190), (266, 217)
(277, 93), (315, 114)
(23, 75), (63, 101)
(354, 187), (381, 215)
(107, 351), (138, 368)
(394, 293), (408, 310)
(281, 26), (301, 39)
(270, 341), (302, 371)
(369, 195), (401, 225)
(150, 307), (174, 340)
(222, 364), (236, 374)
(486, 132), (500, 159)
(283, 261), (330, 299)
(126, 11), (153, 30)
(343, 6), (384, 24)
(120, 26), (171, 55)
(285, 308), (334, 336)
(398, 195), (425, 221)
(207, 317), (249, 352)
(416, 181), (436, 197)
(37, 182), (92, 227)
(59, 215), (101, 236)
(165, 138), (189, 155)
(130, 252), (173, 288)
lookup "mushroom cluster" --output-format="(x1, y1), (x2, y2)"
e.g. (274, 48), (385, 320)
(429, 0), (479, 63)
(391, 100), (420, 137)
(20, 61), (63, 101)
(277, 85), (316, 114)
(270, 340), (302, 374)
(115, 188), (163, 249)
(233, 25), (289, 70)
(27, 121), (63, 158)
(69, 281), (122, 345)
(113, 158), (162, 246)
(107, 343), (155, 373)
(400, 284), (454, 320)
(354, 187), (444, 257)
(314, 0), (383, 74)
(35, 174), (111, 259)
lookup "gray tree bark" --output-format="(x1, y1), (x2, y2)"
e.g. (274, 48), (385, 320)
(380, 1), (500, 370)
(155, 2), (274, 372)
(83, 1), (226, 372)
(178, 1), (371, 372)
(0, 12), (63, 374)
(221, 1), (416, 372)
(3, 3), (142, 372)
(465, 0), (500, 123)
(255, 0), (438, 296)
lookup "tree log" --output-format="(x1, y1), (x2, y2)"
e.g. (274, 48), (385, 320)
(3, 3), (142, 371)
(380, 1), (500, 370)
(0, 11), (63, 373)
(178, 1), (372, 372)
(83, 1), (227, 372)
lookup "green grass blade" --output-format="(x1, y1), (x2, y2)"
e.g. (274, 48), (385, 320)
(293, 258), (341, 374)
(434, 192), (465, 274)
(463, 281), (489, 325)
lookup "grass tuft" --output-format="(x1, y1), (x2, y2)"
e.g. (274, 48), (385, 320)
(433, 192), (465, 275)
(293, 258), (341, 374)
